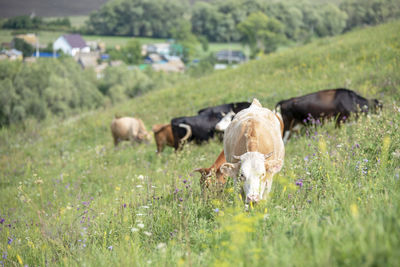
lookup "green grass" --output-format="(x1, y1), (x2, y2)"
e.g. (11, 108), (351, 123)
(1, 21), (400, 266)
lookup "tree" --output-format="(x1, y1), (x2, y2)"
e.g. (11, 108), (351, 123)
(237, 12), (286, 57)
(170, 20), (199, 63)
(12, 38), (34, 57)
(123, 40), (142, 65)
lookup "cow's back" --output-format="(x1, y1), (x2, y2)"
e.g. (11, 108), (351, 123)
(224, 105), (283, 163)
(111, 117), (139, 140)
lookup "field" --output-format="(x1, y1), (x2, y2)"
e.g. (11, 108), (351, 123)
(0, 21), (400, 266)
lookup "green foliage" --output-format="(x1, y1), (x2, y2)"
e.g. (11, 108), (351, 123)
(107, 39), (142, 64)
(237, 12), (286, 57)
(170, 20), (200, 63)
(2, 15), (71, 31)
(0, 58), (104, 126)
(0, 21), (399, 266)
(12, 38), (34, 57)
(340, 0), (400, 31)
(86, 0), (188, 37)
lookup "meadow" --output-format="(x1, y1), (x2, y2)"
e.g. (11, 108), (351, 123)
(0, 21), (400, 266)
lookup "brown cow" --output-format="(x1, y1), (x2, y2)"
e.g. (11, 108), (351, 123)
(152, 123), (174, 153)
(220, 99), (285, 203)
(193, 150), (226, 189)
(111, 116), (151, 146)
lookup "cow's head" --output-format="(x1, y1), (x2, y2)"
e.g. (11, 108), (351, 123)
(215, 110), (235, 132)
(220, 152), (283, 203)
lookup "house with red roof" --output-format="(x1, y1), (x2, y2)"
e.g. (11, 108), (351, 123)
(53, 34), (90, 56)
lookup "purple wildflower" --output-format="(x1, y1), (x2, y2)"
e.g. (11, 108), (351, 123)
(0, 218), (4, 224)
(363, 159), (368, 163)
(183, 179), (187, 184)
(214, 208), (219, 213)
(304, 156), (309, 161)
(7, 237), (13, 245)
(174, 188), (179, 194)
(2, 252), (6, 259)
(123, 204), (127, 208)
(307, 200), (312, 203)
(296, 180), (303, 188)
(108, 246), (113, 250)
(179, 198), (183, 202)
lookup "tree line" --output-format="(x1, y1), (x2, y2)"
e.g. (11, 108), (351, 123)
(85, 0), (400, 42)
(0, 58), (181, 127)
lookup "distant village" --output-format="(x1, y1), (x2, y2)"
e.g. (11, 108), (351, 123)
(0, 33), (247, 77)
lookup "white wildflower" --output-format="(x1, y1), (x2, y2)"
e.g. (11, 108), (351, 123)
(143, 231), (152, 236)
(137, 223), (145, 229)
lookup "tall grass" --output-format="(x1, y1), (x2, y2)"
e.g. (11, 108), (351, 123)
(0, 21), (399, 266)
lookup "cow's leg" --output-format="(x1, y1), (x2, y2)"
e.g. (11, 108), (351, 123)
(283, 130), (291, 144)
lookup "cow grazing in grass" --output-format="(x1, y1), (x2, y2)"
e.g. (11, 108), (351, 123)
(276, 88), (383, 142)
(171, 102), (251, 150)
(220, 99), (285, 203)
(111, 116), (151, 146)
(152, 123), (174, 153)
(193, 150), (227, 190)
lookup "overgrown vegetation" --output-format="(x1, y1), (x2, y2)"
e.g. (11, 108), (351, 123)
(0, 58), (183, 127)
(2, 15), (72, 31)
(0, 21), (399, 266)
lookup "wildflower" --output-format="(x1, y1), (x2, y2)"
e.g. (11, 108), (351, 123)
(123, 204), (127, 208)
(7, 237), (13, 245)
(295, 180), (303, 188)
(179, 198), (183, 202)
(136, 185), (143, 188)
(108, 246), (113, 250)
(174, 188), (179, 194)
(137, 223), (145, 229)
(143, 231), (152, 236)
(304, 156), (309, 161)
(363, 159), (368, 163)
(141, 206), (149, 209)
(0, 218), (4, 224)
(131, 227), (139, 232)
(214, 208), (219, 213)
(307, 200), (312, 203)
(138, 175), (144, 180)
(183, 179), (187, 184)
(2, 252), (6, 259)
(156, 243), (166, 249)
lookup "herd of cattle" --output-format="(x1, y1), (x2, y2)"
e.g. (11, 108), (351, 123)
(110, 88), (382, 203)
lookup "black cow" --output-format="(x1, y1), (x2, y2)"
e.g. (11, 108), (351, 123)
(276, 88), (382, 142)
(171, 102), (251, 150)
(197, 102), (251, 115)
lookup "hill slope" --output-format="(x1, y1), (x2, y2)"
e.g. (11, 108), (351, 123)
(0, 21), (399, 266)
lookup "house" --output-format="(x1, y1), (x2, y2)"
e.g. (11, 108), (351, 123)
(215, 50), (246, 64)
(14, 33), (38, 47)
(143, 43), (171, 56)
(0, 49), (23, 61)
(53, 34), (90, 56)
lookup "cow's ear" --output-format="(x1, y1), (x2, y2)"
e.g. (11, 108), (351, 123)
(220, 163), (239, 178)
(265, 159), (283, 173)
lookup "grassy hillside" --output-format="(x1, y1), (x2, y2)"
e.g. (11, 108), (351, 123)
(0, 21), (399, 266)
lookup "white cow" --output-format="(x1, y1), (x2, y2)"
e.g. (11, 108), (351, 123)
(220, 99), (285, 203)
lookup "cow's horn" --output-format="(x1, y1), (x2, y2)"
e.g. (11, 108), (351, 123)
(179, 123), (192, 142)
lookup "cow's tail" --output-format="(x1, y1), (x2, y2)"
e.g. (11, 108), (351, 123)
(179, 123), (192, 142)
